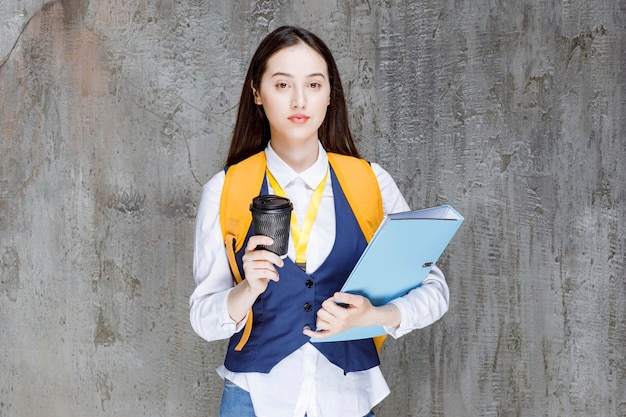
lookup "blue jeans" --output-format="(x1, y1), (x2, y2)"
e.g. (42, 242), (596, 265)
(218, 379), (375, 417)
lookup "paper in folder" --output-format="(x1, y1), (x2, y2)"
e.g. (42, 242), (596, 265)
(311, 205), (463, 343)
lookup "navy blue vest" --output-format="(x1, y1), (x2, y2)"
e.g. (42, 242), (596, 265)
(223, 167), (380, 374)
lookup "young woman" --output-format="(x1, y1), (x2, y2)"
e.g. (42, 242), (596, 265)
(190, 26), (449, 417)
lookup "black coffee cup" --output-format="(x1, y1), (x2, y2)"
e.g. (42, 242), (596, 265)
(250, 195), (293, 257)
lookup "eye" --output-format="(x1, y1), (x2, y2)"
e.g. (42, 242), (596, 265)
(276, 82), (289, 89)
(309, 82), (321, 89)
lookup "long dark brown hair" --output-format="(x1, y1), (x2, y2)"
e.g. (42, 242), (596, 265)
(225, 26), (360, 166)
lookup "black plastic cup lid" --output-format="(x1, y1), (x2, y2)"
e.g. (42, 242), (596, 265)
(250, 195), (293, 213)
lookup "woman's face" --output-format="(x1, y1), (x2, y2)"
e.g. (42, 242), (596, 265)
(252, 43), (331, 148)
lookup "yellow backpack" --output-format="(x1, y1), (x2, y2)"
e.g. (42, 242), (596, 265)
(220, 151), (386, 351)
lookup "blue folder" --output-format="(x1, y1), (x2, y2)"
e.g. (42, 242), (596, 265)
(311, 205), (464, 343)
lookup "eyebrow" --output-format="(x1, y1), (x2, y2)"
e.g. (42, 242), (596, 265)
(270, 71), (326, 79)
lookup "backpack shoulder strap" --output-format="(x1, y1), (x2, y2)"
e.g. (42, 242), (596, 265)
(327, 152), (384, 242)
(220, 151), (267, 276)
(220, 151), (266, 352)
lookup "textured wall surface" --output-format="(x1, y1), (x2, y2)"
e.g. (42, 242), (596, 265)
(1, 1), (624, 416)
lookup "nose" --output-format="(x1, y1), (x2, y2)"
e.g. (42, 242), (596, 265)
(291, 86), (306, 109)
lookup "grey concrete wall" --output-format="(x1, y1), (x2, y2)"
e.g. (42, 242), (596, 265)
(1, 1), (624, 416)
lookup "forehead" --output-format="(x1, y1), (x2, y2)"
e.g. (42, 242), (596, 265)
(264, 43), (329, 76)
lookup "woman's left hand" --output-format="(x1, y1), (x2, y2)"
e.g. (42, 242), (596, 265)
(303, 292), (391, 338)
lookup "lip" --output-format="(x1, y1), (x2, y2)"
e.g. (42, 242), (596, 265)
(288, 114), (310, 124)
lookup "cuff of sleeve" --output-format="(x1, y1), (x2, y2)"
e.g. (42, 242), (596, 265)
(218, 288), (249, 333)
(384, 298), (412, 339)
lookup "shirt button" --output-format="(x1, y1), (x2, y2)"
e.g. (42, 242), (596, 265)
(305, 279), (314, 288)
(304, 303), (313, 312)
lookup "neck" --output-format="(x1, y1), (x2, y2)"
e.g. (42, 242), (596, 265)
(270, 139), (319, 173)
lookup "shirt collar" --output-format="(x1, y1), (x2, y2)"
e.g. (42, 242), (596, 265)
(265, 141), (329, 190)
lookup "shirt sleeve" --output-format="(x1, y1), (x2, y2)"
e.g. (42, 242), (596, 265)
(370, 163), (450, 338)
(189, 171), (248, 342)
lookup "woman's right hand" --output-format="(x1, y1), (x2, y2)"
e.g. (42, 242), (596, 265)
(241, 235), (284, 295)
(227, 235), (284, 323)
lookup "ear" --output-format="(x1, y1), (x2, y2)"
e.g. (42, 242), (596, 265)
(251, 80), (262, 105)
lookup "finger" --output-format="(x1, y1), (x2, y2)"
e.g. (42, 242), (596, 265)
(315, 308), (335, 324)
(332, 292), (362, 306)
(315, 317), (333, 332)
(246, 235), (274, 251)
(248, 270), (279, 283)
(321, 297), (349, 316)
(242, 244), (284, 268)
(303, 327), (330, 338)
(302, 327), (327, 339)
(243, 261), (279, 281)
(303, 322), (334, 338)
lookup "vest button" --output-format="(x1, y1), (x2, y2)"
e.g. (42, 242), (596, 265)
(305, 279), (314, 288)
(304, 303), (313, 312)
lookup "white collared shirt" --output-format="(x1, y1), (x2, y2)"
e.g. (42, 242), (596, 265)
(190, 142), (449, 417)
